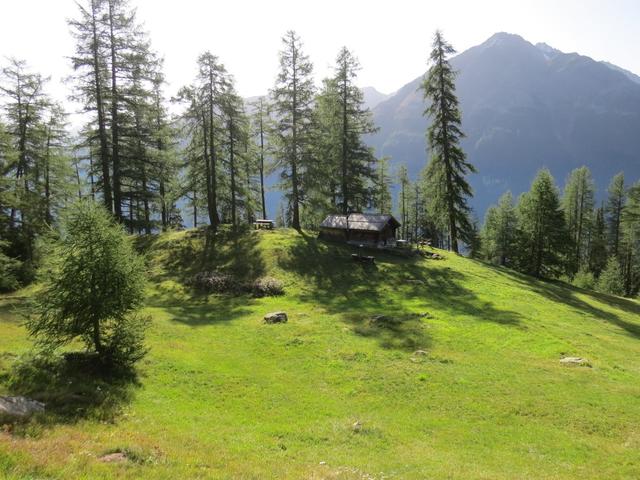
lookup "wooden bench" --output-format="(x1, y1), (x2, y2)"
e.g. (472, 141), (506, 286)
(352, 253), (375, 264)
(253, 219), (274, 230)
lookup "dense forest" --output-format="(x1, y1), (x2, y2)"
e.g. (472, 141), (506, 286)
(1, 0), (639, 298)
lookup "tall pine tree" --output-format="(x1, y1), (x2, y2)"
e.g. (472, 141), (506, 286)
(562, 166), (595, 275)
(271, 31), (315, 230)
(420, 31), (475, 253)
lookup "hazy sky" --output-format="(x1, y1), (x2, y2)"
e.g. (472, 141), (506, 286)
(2, 0), (639, 115)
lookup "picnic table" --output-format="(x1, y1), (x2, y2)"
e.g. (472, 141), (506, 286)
(253, 219), (274, 230)
(352, 253), (375, 264)
(352, 245), (375, 264)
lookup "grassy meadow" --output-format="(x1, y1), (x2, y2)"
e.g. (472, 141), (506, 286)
(1, 227), (640, 479)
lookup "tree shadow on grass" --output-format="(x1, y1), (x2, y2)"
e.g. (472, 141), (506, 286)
(481, 262), (640, 340)
(2, 353), (138, 431)
(277, 233), (522, 351)
(142, 226), (266, 285)
(136, 227), (265, 327)
(150, 293), (255, 327)
(0, 295), (27, 324)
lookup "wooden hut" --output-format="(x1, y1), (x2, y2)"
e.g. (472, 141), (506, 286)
(318, 213), (400, 246)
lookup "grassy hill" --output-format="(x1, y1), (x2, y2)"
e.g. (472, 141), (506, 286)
(1, 227), (640, 479)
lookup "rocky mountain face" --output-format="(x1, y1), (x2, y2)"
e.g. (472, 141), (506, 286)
(368, 32), (640, 216)
(362, 86), (391, 110)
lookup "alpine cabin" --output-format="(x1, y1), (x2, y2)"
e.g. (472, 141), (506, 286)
(319, 213), (400, 246)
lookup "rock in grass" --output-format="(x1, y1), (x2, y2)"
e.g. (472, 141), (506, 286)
(264, 311), (288, 324)
(560, 356), (591, 367)
(99, 452), (128, 463)
(0, 396), (45, 422)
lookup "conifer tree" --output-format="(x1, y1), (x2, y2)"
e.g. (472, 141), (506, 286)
(397, 164), (409, 239)
(28, 200), (147, 366)
(250, 97), (270, 220)
(606, 172), (626, 256)
(331, 47), (377, 213)
(271, 31), (315, 230)
(374, 155), (392, 214)
(620, 181), (640, 296)
(220, 86), (249, 228)
(310, 78), (341, 215)
(596, 256), (625, 296)
(0, 59), (74, 270)
(588, 206), (608, 277)
(562, 166), (595, 274)
(70, 0), (165, 224)
(149, 67), (181, 231)
(515, 169), (568, 277)
(481, 191), (517, 266)
(420, 30), (475, 253)
(69, 0), (112, 213)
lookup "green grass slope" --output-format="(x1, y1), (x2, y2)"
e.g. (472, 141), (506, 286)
(1, 228), (640, 479)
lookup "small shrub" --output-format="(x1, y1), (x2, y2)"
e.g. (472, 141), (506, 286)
(572, 268), (595, 290)
(189, 271), (239, 293)
(0, 245), (21, 292)
(189, 272), (284, 297)
(251, 276), (284, 297)
(596, 257), (625, 296)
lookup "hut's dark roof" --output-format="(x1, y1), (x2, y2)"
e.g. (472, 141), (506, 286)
(320, 213), (400, 232)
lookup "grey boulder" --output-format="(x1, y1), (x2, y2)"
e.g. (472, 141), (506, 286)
(0, 396), (45, 422)
(264, 311), (288, 324)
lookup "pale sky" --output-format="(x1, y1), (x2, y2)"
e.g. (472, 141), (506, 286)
(2, 0), (639, 122)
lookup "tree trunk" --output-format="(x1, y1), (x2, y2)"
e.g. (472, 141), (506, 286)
(259, 109), (267, 220)
(108, 0), (122, 220)
(208, 72), (220, 229)
(290, 43), (301, 230)
(44, 126), (52, 223)
(341, 72), (348, 215)
(229, 116), (237, 228)
(90, 0), (112, 213)
(201, 109), (216, 228)
(437, 44), (458, 254)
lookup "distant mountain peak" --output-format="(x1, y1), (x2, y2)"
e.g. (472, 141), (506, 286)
(369, 31), (640, 218)
(361, 86), (391, 110)
(482, 32), (528, 47)
(535, 42), (562, 56)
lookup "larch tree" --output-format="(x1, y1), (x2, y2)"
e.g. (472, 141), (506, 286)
(220, 85), (249, 228)
(420, 30), (475, 253)
(606, 172), (626, 257)
(331, 47), (377, 213)
(250, 97), (270, 220)
(374, 155), (392, 214)
(28, 200), (147, 367)
(481, 191), (518, 266)
(397, 164), (409, 239)
(562, 166), (595, 275)
(68, 0), (112, 213)
(271, 30), (315, 230)
(588, 206), (608, 277)
(515, 169), (569, 278)
(620, 181), (640, 296)
(1, 59), (51, 262)
(197, 51), (227, 229)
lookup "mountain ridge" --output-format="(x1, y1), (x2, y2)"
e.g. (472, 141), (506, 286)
(369, 32), (640, 215)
